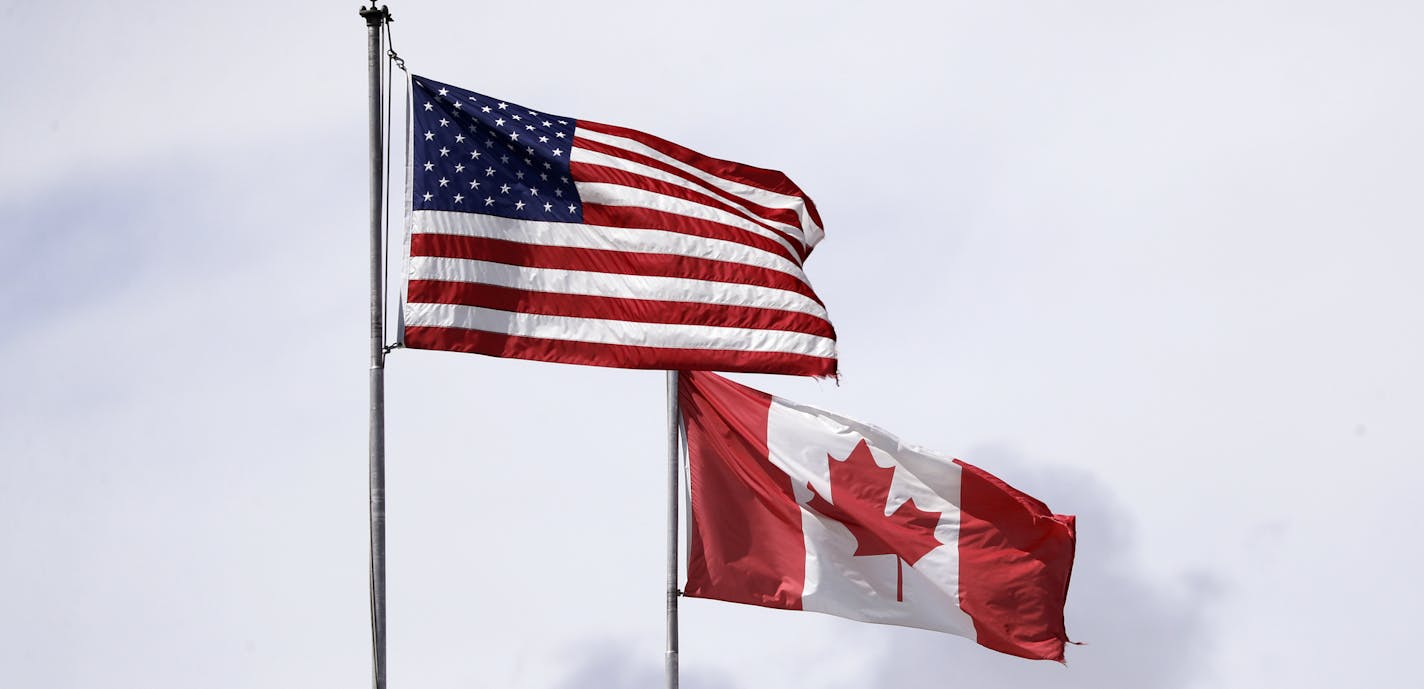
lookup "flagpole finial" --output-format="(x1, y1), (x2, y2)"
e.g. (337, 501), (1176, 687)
(360, 3), (391, 25)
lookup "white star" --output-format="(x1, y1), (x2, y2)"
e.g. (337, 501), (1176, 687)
(454, 134), (465, 143)
(485, 139), (495, 148)
(470, 150), (481, 159)
(438, 147), (450, 157)
(423, 161), (434, 171)
(497, 102), (509, 110)
(551, 148), (563, 157)
(500, 184), (511, 194)
(438, 178), (450, 187)
(543, 162), (552, 169)
(529, 187), (539, 196)
(555, 188), (563, 197)
(454, 164), (465, 173)
(539, 136), (549, 143)
(515, 171), (525, 179)
(510, 132), (519, 141)
(438, 118), (449, 127)
(543, 202), (553, 211)
(526, 146), (535, 155)
(468, 180), (481, 189)
(481, 106), (492, 113)
(568, 204), (577, 213)
(424, 130), (435, 141)
(540, 173), (548, 181)
(453, 194), (464, 203)
(453, 102), (463, 109)
(421, 192), (433, 201)
(438, 87), (449, 96)
(468, 95), (478, 101)
(494, 117), (506, 127)
(525, 125), (535, 131)
(500, 155), (510, 163)
(512, 114), (522, 121)
(529, 110), (538, 116)
(423, 102), (433, 111)
(484, 197), (495, 206)
(542, 120), (552, 127)
(560, 176), (569, 183)
(514, 200), (526, 210)
(555, 132), (566, 138)
(485, 167), (495, 176)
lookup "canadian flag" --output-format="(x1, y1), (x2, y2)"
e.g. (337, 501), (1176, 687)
(679, 371), (1076, 661)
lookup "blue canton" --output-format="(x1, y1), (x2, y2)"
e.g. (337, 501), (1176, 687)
(411, 76), (583, 223)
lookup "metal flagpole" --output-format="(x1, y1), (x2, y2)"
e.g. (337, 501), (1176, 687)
(361, 4), (392, 689)
(665, 371), (681, 689)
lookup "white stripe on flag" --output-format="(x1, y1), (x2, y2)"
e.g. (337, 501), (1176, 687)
(411, 210), (812, 282)
(577, 126), (824, 247)
(574, 182), (803, 259)
(404, 302), (838, 356)
(571, 146), (809, 243)
(408, 256), (831, 319)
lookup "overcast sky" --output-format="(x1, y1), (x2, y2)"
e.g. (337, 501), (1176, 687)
(4, 1), (1422, 687)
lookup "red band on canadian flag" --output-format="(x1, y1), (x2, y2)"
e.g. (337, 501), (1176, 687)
(679, 371), (1076, 661)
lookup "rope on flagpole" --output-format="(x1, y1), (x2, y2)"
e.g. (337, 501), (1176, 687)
(380, 15), (407, 351)
(383, 16), (410, 351)
(380, 16), (393, 347)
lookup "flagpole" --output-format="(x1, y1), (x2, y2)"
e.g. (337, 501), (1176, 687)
(665, 371), (681, 689)
(361, 4), (392, 689)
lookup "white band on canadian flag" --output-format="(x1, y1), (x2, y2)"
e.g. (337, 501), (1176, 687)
(766, 397), (977, 638)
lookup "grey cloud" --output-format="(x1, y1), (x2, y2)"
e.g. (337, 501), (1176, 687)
(549, 640), (739, 689)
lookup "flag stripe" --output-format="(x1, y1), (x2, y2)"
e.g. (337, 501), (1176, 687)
(680, 370), (806, 609)
(404, 302), (838, 357)
(572, 137), (806, 236)
(410, 210), (808, 280)
(955, 460), (1077, 662)
(578, 120), (825, 246)
(409, 234), (825, 306)
(408, 256), (830, 319)
(405, 326), (837, 376)
(408, 280), (837, 338)
(579, 205), (802, 266)
(571, 161), (808, 261)
(576, 182), (803, 261)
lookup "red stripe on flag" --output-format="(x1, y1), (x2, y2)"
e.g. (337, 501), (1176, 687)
(409, 233), (823, 306)
(407, 280), (836, 339)
(572, 161), (808, 262)
(954, 460), (1077, 662)
(578, 119), (825, 232)
(680, 370), (806, 609)
(572, 161), (808, 261)
(573, 136), (806, 231)
(404, 326), (837, 376)
(579, 204), (803, 267)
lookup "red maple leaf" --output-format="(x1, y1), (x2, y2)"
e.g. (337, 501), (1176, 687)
(805, 439), (943, 602)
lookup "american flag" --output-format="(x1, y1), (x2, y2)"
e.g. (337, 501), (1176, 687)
(402, 75), (837, 377)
